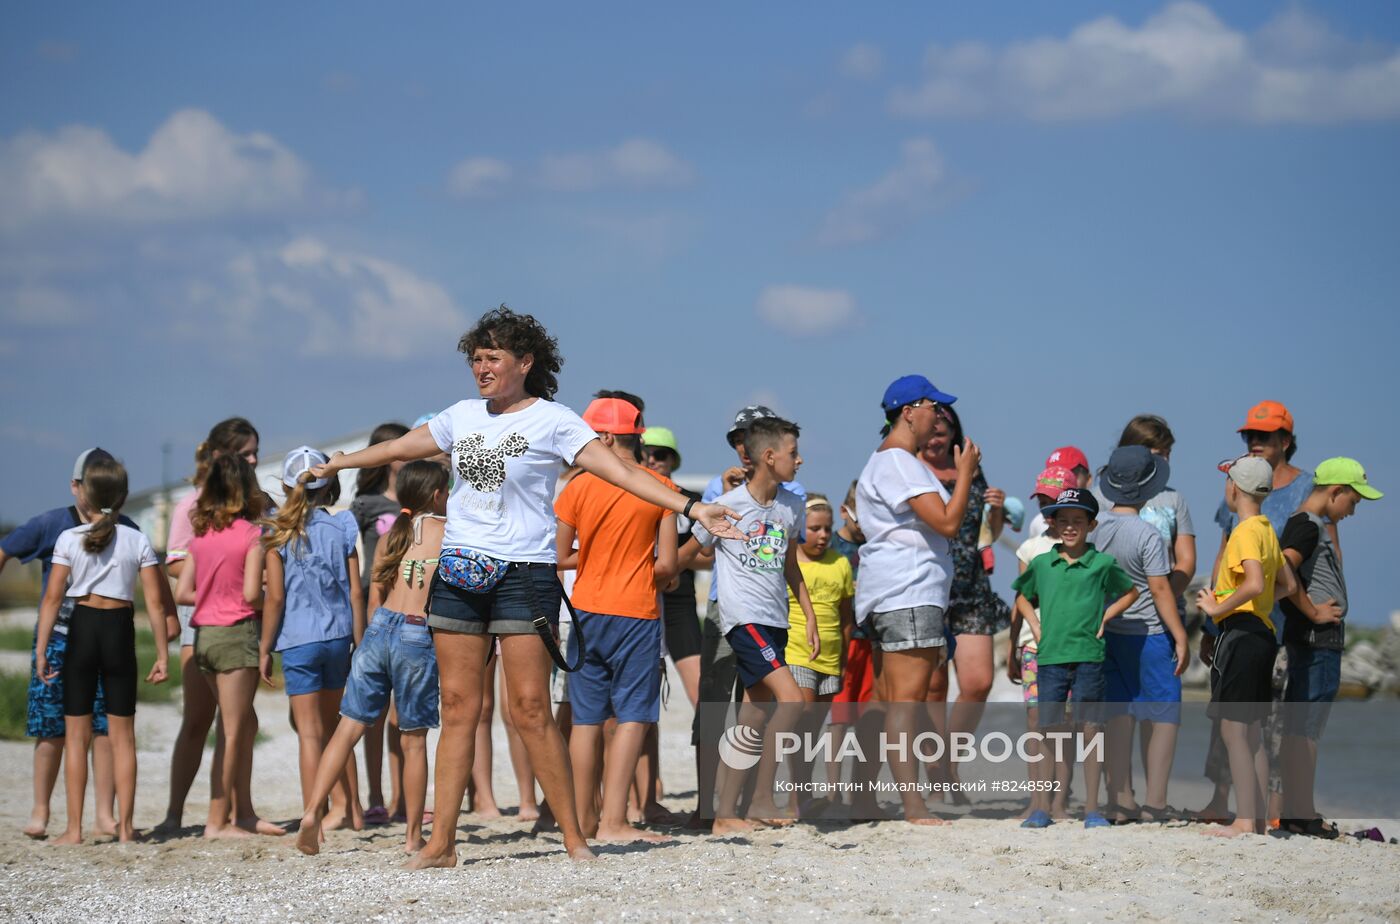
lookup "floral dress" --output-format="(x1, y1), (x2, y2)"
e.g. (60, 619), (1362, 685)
(937, 469), (1011, 637)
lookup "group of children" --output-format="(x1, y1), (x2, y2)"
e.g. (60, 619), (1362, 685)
(1, 392), (1377, 853)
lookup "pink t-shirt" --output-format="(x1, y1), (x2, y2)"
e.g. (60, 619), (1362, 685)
(166, 490), (199, 564)
(189, 519), (261, 627)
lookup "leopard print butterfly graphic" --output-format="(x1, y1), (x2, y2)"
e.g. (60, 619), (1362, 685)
(453, 432), (530, 492)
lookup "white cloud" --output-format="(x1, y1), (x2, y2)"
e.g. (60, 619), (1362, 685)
(446, 157), (514, 198)
(537, 138), (695, 191)
(887, 2), (1400, 123)
(184, 237), (468, 360)
(816, 138), (948, 246)
(0, 109), (334, 230)
(840, 42), (884, 80)
(755, 285), (858, 336)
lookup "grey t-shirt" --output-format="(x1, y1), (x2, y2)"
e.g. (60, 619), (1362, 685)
(1092, 486), (1195, 567)
(692, 483), (801, 634)
(1280, 511), (1346, 650)
(1090, 511), (1171, 635)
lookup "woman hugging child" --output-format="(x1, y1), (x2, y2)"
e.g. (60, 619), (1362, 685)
(34, 456), (171, 843)
(297, 460), (448, 857)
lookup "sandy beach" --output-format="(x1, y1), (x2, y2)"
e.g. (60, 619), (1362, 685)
(0, 645), (1396, 924)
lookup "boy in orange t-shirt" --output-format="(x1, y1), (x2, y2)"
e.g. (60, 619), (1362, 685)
(554, 397), (678, 844)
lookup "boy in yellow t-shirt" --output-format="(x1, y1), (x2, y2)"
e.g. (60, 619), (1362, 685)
(786, 496), (854, 701)
(1195, 455), (1297, 839)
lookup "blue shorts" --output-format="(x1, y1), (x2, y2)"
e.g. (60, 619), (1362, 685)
(726, 623), (788, 691)
(427, 565), (560, 636)
(1283, 645), (1340, 739)
(1037, 660), (1105, 727)
(280, 637), (352, 696)
(1104, 633), (1182, 724)
(567, 610), (662, 726)
(341, 608), (440, 731)
(29, 630), (108, 739)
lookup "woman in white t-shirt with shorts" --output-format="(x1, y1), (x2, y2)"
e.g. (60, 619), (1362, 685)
(855, 375), (979, 825)
(314, 307), (740, 865)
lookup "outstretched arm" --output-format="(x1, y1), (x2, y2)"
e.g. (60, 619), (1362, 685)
(313, 426), (443, 479)
(575, 441), (743, 539)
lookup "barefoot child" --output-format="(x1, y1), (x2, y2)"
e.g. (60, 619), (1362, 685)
(1, 448), (130, 838)
(680, 416), (820, 832)
(175, 454), (281, 839)
(297, 460), (449, 856)
(1012, 487), (1138, 830)
(33, 455), (170, 843)
(1194, 456), (1296, 838)
(554, 397), (678, 843)
(261, 447), (365, 832)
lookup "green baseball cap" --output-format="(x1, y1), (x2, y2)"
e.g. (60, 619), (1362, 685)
(641, 426), (681, 470)
(1314, 457), (1383, 500)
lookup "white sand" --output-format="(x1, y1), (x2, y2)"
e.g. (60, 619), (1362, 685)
(0, 649), (1396, 922)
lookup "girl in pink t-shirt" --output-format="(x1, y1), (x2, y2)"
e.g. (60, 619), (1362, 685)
(174, 454), (281, 839)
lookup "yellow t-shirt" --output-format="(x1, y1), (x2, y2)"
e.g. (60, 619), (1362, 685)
(786, 549), (854, 675)
(1212, 515), (1284, 632)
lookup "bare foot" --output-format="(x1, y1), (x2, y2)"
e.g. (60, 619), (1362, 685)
(567, 842), (598, 861)
(403, 835), (427, 854)
(596, 823), (672, 844)
(472, 805), (504, 820)
(295, 816), (321, 856)
(50, 830), (83, 846)
(205, 824), (252, 839)
(905, 815), (951, 826)
(1202, 822), (1254, 839)
(117, 826), (138, 843)
(95, 817), (119, 838)
(321, 814), (351, 832)
(517, 804), (540, 822)
(405, 845), (458, 870)
(710, 818), (757, 836)
(22, 812), (48, 839)
(244, 817), (287, 836)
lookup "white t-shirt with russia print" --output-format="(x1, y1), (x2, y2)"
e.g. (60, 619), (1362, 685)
(428, 398), (596, 562)
(692, 483), (802, 634)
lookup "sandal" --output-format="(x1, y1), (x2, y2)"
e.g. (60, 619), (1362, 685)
(1139, 805), (1184, 824)
(1083, 812), (1110, 829)
(1020, 810), (1054, 829)
(1103, 802), (1140, 826)
(1281, 817), (1340, 840)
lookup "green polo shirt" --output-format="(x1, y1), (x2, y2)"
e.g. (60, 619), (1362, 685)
(1011, 544), (1134, 666)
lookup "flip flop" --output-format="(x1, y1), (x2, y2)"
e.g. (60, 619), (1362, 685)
(1083, 812), (1110, 829)
(1020, 810), (1053, 829)
(1281, 817), (1340, 840)
(363, 806), (390, 826)
(1139, 805), (1184, 824)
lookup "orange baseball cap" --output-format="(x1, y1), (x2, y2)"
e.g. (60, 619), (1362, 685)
(582, 397), (645, 435)
(1237, 400), (1294, 434)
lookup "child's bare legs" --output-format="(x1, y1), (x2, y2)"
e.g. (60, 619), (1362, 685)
(399, 730), (429, 852)
(295, 716), (368, 856)
(1021, 706), (1049, 818)
(1209, 718), (1266, 837)
(317, 690), (361, 831)
(105, 715), (138, 842)
(386, 702), (406, 819)
(498, 668), (540, 820)
(1080, 722), (1104, 818)
(231, 705), (285, 835)
(90, 734), (117, 835)
(290, 693), (327, 810)
(155, 645), (217, 833)
(601, 722), (668, 842)
(712, 696), (766, 835)
(946, 635), (993, 795)
(734, 669), (804, 826)
(1105, 715), (1139, 819)
(634, 724), (676, 824)
(362, 708), (388, 815)
(568, 723), (603, 837)
(468, 656), (500, 817)
(206, 668), (258, 839)
(25, 737), (64, 837)
(673, 654), (700, 707)
(1141, 720), (1179, 810)
(51, 716), (93, 845)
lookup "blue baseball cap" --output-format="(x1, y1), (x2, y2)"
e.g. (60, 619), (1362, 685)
(881, 375), (957, 413)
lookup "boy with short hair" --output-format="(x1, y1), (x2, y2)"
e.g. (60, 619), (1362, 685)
(554, 398), (678, 844)
(681, 416), (819, 833)
(1194, 455), (1297, 838)
(1012, 487), (1138, 829)
(1278, 457), (1381, 838)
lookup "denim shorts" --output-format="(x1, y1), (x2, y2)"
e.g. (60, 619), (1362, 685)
(427, 565), (561, 636)
(1283, 644), (1340, 739)
(341, 608), (441, 731)
(1104, 632), (1182, 724)
(567, 610), (662, 725)
(1037, 660), (1106, 727)
(280, 636), (353, 696)
(867, 606), (946, 653)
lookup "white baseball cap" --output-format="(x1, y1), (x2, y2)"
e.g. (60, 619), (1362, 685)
(1219, 455), (1273, 497)
(282, 446), (330, 489)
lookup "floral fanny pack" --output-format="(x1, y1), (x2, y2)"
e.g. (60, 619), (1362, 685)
(437, 547), (512, 593)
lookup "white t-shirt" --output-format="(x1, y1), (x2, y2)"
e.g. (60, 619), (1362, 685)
(429, 398), (597, 562)
(52, 523), (159, 601)
(692, 483), (803, 634)
(853, 449), (953, 623)
(1014, 533), (1057, 650)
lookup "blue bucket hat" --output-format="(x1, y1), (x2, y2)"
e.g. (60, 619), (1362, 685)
(881, 375), (957, 413)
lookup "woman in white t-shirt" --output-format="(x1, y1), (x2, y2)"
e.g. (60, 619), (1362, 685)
(854, 375), (979, 825)
(314, 307), (740, 865)
(33, 456), (171, 844)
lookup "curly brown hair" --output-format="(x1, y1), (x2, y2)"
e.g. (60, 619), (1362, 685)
(458, 305), (563, 400)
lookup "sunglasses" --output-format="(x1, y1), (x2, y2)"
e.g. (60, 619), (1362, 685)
(1240, 430), (1279, 444)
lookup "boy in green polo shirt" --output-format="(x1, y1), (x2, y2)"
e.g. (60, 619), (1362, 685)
(1012, 488), (1138, 829)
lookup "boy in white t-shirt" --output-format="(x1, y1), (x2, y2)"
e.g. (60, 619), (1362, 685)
(1010, 465), (1074, 826)
(681, 417), (819, 833)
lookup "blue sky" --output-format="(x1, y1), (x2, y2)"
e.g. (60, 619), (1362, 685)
(3, 2), (1398, 623)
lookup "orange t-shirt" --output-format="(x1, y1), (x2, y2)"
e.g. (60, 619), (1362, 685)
(554, 467), (676, 619)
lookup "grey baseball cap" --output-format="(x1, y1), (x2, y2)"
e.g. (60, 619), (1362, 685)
(72, 447), (115, 481)
(1219, 455), (1273, 497)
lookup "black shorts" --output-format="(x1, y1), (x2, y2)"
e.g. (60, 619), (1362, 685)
(661, 579), (702, 662)
(64, 604), (138, 718)
(1209, 627), (1277, 724)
